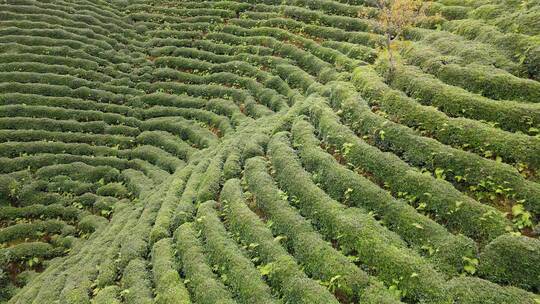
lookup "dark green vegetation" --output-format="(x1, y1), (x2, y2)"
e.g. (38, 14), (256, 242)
(0, 0), (539, 303)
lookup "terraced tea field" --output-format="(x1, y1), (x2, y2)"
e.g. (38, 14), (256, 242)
(1, 0), (539, 303)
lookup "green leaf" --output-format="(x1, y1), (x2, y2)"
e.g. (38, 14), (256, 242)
(463, 265), (476, 275)
(274, 235), (287, 243)
(412, 223), (424, 229)
(258, 263), (273, 276)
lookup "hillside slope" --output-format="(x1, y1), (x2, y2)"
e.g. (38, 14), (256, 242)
(1, 0), (539, 303)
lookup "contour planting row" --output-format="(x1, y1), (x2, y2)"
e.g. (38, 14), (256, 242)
(244, 157), (400, 303)
(318, 82), (540, 222)
(352, 66), (540, 172)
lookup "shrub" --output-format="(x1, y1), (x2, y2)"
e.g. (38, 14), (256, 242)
(244, 157), (400, 303)
(269, 132), (450, 303)
(447, 277), (539, 304)
(0, 220), (67, 243)
(479, 234), (540, 292)
(96, 182), (130, 199)
(352, 66), (540, 170)
(150, 166), (192, 244)
(195, 152), (225, 203)
(0, 242), (63, 268)
(151, 238), (190, 304)
(121, 259), (153, 304)
(78, 215), (107, 234)
(307, 96), (509, 243)
(221, 178), (340, 304)
(291, 118), (477, 275)
(174, 223), (236, 304)
(92, 286), (121, 304)
(195, 201), (277, 304)
(172, 158), (210, 228)
(324, 81), (540, 218)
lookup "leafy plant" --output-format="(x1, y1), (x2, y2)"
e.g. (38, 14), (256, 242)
(320, 275), (343, 294)
(511, 203), (533, 230)
(462, 256), (479, 275)
(258, 263), (274, 277)
(341, 142), (354, 157)
(388, 277), (406, 299)
(26, 257), (40, 268)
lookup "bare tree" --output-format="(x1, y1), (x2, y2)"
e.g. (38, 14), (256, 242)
(375, 0), (430, 72)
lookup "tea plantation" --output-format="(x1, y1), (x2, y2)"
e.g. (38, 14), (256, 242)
(0, 0), (539, 303)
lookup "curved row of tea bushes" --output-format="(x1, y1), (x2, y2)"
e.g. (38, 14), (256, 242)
(172, 158), (211, 228)
(244, 156), (401, 303)
(320, 82), (540, 217)
(0, 27), (133, 66)
(407, 28), (523, 77)
(120, 258), (153, 304)
(3, 0), (139, 37)
(0, 104), (139, 127)
(446, 276), (540, 304)
(478, 234), (540, 292)
(94, 206), (143, 288)
(0, 3), (130, 39)
(0, 60), (115, 84)
(150, 68), (288, 113)
(291, 118), (477, 275)
(58, 205), (148, 302)
(90, 189), (161, 295)
(144, 34), (311, 99)
(0, 242), (65, 269)
(174, 223), (237, 304)
(0, 15), (130, 53)
(140, 117), (218, 148)
(352, 66), (540, 170)
(307, 96), (510, 243)
(383, 61), (540, 134)
(9, 202), (131, 302)
(150, 238), (191, 304)
(136, 131), (196, 160)
(383, 62), (540, 133)
(0, 42), (119, 74)
(0, 204), (80, 222)
(0, 70), (138, 96)
(268, 131), (452, 303)
(442, 19), (539, 80)
(0, 129), (134, 149)
(0, 81), (132, 105)
(196, 152), (226, 203)
(0, 117), (139, 137)
(220, 178), (342, 304)
(467, 1), (539, 36)
(142, 105), (233, 136)
(150, 165), (193, 244)
(195, 201), (278, 304)
(139, 81), (274, 118)
(0, 220), (72, 244)
(399, 42), (540, 103)
(0, 141), (182, 174)
(0, 93), (134, 117)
